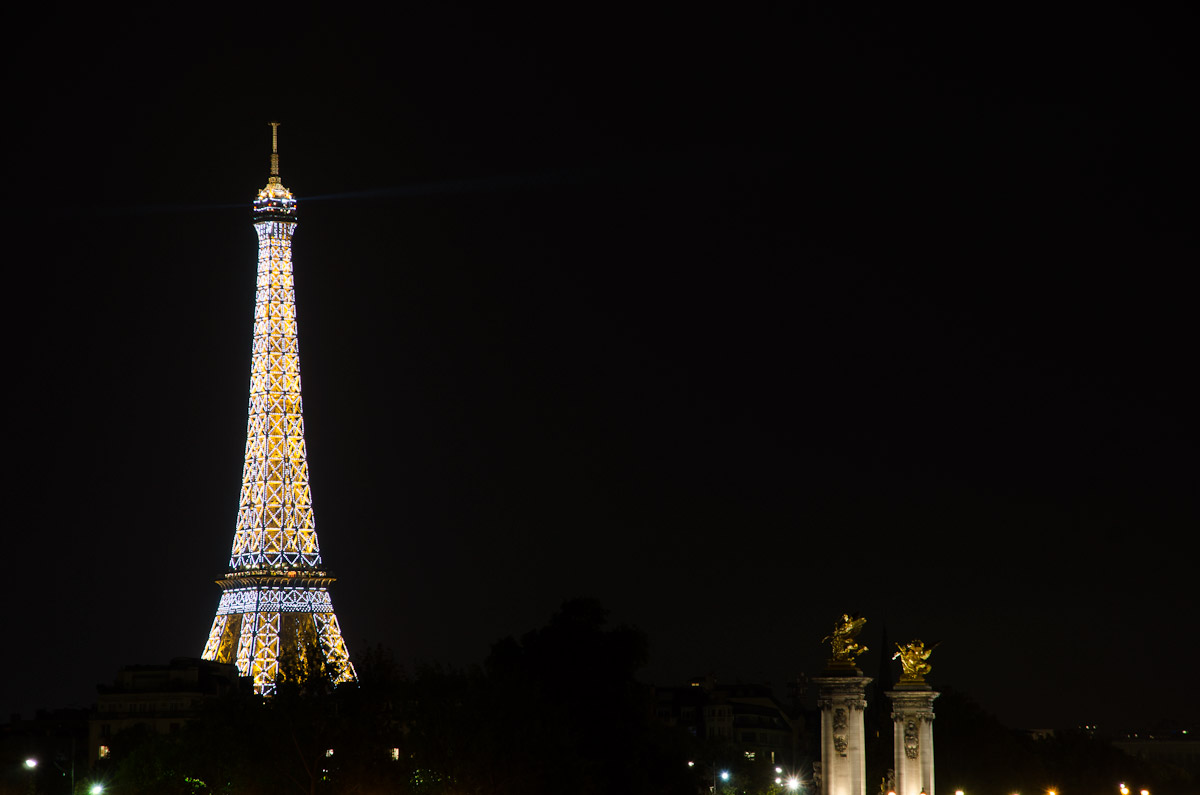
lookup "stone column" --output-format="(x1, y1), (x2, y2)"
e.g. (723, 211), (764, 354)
(885, 685), (939, 795)
(813, 673), (872, 795)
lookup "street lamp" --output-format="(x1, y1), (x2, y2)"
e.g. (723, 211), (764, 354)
(22, 759), (38, 795)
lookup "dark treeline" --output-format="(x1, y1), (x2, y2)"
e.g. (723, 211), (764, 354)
(84, 599), (1189, 795)
(96, 599), (696, 795)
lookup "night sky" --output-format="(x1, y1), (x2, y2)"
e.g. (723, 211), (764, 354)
(5, 5), (1196, 732)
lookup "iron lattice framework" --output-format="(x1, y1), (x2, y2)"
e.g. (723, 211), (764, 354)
(202, 124), (356, 694)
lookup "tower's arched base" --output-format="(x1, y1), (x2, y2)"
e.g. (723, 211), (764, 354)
(201, 575), (355, 695)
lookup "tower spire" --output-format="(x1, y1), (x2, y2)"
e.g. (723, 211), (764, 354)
(269, 121), (281, 180)
(253, 123), (295, 223)
(201, 124), (354, 695)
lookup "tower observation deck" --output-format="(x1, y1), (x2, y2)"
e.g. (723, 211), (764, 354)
(201, 123), (356, 694)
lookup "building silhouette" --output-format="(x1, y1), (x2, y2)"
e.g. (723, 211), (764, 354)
(654, 675), (805, 767)
(89, 658), (243, 763)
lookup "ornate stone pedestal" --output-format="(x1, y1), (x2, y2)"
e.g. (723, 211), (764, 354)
(814, 672), (872, 795)
(885, 685), (939, 795)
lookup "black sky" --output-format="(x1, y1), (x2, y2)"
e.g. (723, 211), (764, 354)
(4, 4), (1197, 731)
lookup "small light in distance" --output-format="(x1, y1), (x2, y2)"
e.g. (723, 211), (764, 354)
(720, 770), (731, 781)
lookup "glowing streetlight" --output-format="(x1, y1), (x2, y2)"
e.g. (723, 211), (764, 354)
(721, 770), (731, 781)
(23, 759), (37, 770)
(90, 786), (105, 795)
(1119, 784), (1130, 795)
(788, 777), (802, 791)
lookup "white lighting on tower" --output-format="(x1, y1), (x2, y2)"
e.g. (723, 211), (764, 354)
(199, 122), (355, 696)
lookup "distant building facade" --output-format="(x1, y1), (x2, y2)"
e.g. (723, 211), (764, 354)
(89, 657), (244, 763)
(1113, 733), (1200, 779)
(654, 675), (804, 765)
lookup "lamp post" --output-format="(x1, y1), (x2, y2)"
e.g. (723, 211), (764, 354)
(781, 774), (801, 792)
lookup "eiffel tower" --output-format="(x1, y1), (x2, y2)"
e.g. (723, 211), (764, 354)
(201, 123), (356, 694)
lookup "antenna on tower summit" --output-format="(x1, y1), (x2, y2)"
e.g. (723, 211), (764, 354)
(269, 121), (281, 178)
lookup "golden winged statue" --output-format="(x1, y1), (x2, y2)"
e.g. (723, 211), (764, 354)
(822, 613), (868, 665)
(892, 640), (938, 683)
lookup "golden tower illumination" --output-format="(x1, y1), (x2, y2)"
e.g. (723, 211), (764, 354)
(201, 123), (355, 694)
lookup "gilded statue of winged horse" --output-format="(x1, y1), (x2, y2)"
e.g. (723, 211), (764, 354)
(823, 613), (868, 663)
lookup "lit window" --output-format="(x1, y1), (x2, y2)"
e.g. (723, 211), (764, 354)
(98, 745), (110, 759)
(390, 748), (400, 761)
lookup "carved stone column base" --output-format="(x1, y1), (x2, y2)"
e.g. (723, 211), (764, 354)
(814, 675), (872, 795)
(886, 686), (939, 795)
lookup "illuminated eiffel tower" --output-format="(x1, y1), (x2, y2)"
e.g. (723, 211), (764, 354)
(201, 123), (355, 694)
